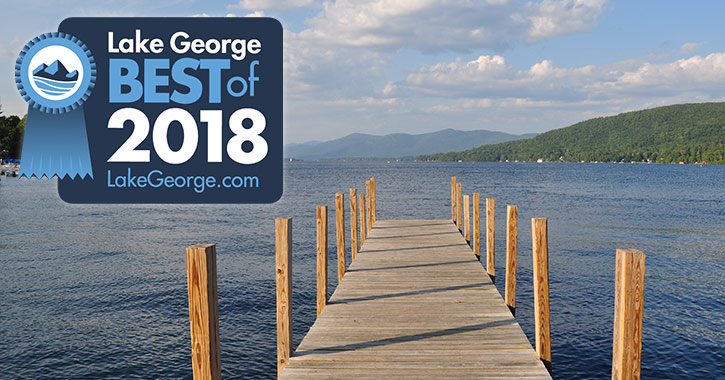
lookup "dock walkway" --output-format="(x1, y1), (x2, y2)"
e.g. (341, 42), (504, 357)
(279, 219), (552, 379)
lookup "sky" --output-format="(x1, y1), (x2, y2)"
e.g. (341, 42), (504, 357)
(1, 0), (724, 143)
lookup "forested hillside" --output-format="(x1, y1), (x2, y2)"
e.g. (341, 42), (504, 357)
(419, 103), (725, 164)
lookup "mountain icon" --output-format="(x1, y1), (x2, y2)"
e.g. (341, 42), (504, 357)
(32, 60), (78, 82)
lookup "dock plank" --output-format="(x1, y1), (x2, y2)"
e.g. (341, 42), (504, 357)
(279, 219), (551, 379)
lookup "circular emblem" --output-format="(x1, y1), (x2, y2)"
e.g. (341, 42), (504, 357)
(15, 32), (96, 114)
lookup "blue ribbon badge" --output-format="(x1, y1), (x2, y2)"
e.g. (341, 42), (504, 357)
(15, 32), (96, 179)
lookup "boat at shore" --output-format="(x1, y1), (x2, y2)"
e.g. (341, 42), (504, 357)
(1, 160), (20, 177)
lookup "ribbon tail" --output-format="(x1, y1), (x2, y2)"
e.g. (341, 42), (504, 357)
(20, 107), (93, 179)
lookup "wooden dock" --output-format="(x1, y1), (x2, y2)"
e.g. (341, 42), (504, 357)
(279, 219), (552, 379)
(183, 176), (647, 380)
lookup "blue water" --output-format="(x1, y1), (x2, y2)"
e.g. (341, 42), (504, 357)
(32, 76), (76, 96)
(0, 162), (723, 379)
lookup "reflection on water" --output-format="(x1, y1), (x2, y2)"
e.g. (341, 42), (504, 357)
(0, 162), (723, 379)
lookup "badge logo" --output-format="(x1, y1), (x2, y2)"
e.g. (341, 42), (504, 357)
(14, 18), (283, 204)
(15, 32), (95, 179)
(17, 33), (96, 112)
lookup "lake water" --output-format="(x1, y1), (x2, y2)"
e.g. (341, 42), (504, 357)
(0, 162), (723, 379)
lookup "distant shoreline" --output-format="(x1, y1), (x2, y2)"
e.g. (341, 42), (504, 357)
(284, 158), (722, 164)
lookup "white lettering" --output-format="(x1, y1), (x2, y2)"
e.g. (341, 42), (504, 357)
(170, 31), (190, 54)
(108, 32), (119, 53)
(108, 30), (260, 60)
(108, 30), (164, 54)
(170, 31), (261, 61)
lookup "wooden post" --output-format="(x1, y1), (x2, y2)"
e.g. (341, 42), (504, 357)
(335, 193), (345, 282)
(473, 193), (481, 260)
(531, 218), (551, 373)
(186, 244), (221, 380)
(349, 188), (359, 261)
(275, 217), (293, 377)
(612, 249), (646, 380)
(456, 183), (462, 233)
(365, 180), (372, 234)
(359, 194), (367, 246)
(486, 198), (495, 281)
(505, 205), (518, 316)
(463, 195), (471, 244)
(316, 206), (327, 317)
(451, 177), (456, 223)
(371, 177), (376, 225)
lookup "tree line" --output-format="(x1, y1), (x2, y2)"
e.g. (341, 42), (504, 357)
(419, 102), (725, 164)
(0, 113), (26, 160)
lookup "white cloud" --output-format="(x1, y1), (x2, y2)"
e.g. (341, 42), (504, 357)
(600, 53), (725, 94)
(525, 0), (607, 43)
(229, 0), (316, 11)
(192, 13), (242, 17)
(283, 0), (608, 102)
(283, 28), (392, 99)
(387, 55), (598, 101)
(295, 0), (606, 53)
(274, 0), (632, 141)
(406, 55), (511, 86)
(244, 11), (265, 17)
(388, 53), (725, 102)
(680, 41), (704, 53)
(322, 97), (399, 107)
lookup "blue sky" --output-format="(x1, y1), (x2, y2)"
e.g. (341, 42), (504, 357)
(1, 0), (724, 143)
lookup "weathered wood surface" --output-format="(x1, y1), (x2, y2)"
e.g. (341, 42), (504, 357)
(349, 189), (359, 261)
(276, 218), (293, 377)
(186, 244), (221, 380)
(464, 194), (471, 244)
(451, 176), (456, 222)
(280, 219), (551, 379)
(612, 249), (646, 380)
(531, 218), (551, 373)
(506, 205), (518, 315)
(359, 194), (367, 246)
(371, 177), (376, 225)
(317, 206), (328, 317)
(365, 180), (372, 234)
(486, 198), (495, 280)
(335, 194), (345, 282)
(456, 184), (463, 232)
(473, 193), (481, 260)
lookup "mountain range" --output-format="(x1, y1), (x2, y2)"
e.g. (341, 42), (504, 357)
(419, 102), (725, 164)
(32, 60), (78, 82)
(284, 129), (536, 160)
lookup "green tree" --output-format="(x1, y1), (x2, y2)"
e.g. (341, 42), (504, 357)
(419, 102), (725, 164)
(0, 114), (26, 159)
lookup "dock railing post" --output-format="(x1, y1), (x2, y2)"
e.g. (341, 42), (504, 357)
(456, 183), (462, 233)
(612, 249), (646, 380)
(349, 189), (359, 261)
(371, 177), (376, 225)
(316, 206), (328, 317)
(451, 176), (457, 223)
(486, 198), (496, 281)
(275, 217), (293, 377)
(464, 195), (471, 244)
(365, 180), (372, 234)
(505, 205), (518, 316)
(186, 244), (222, 380)
(335, 193), (345, 282)
(532, 218), (551, 373)
(473, 193), (481, 260)
(359, 194), (367, 246)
